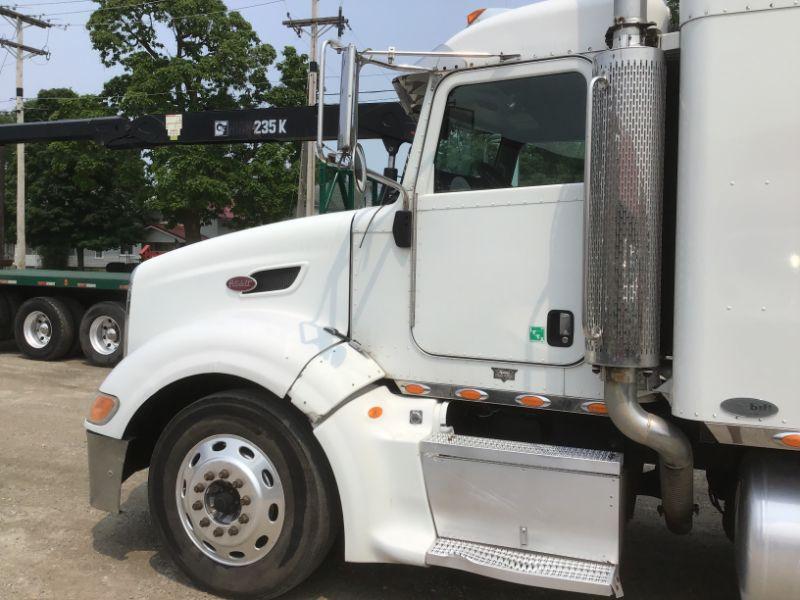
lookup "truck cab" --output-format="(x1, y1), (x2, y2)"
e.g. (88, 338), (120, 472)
(85, 1), (800, 599)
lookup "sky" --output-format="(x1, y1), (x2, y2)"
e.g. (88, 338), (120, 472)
(0, 0), (536, 166)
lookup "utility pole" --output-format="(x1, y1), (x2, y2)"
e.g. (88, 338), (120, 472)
(0, 145), (5, 261)
(0, 7), (51, 269)
(284, 4), (348, 217)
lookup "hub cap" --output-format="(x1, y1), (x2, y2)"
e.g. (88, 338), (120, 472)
(175, 434), (285, 566)
(23, 311), (52, 349)
(88, 315), (120, 356)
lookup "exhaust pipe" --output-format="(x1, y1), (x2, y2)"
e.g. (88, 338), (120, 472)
(605, 369), (694, 534)
(584, 1), (694, 533)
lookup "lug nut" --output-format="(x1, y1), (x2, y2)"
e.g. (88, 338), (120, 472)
(219, 469), (230, 479)
(204, 471), (215, 481)
(199, 517), (210, 528)
(192, 501), (202, 511)
(233, 479), (243, 489)
(213, 527), (224, 537)
(241, 496), (251, 506)
(238, 514), (249, 524)
(194, 483), (205, 493)
(229, 526), (239, 536)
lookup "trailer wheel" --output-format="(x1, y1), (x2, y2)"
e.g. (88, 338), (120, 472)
(0, 290), (22, 340)
(13, 297), (76, 360)
(149, 390), (340, 599)
(79, 301), (125, 366)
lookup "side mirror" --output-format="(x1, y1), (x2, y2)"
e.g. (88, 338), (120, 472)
(353, 143), (367, 194)
(337, 44), (360, 159)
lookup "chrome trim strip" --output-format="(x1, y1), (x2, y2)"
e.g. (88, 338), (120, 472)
(706, 423), (800, 452)
(395, 380), (607, 417)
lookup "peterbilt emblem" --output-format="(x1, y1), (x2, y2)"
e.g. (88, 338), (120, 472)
(492, 367), (517, 383)
(226, 276), (257, 293)
(720, 398), (779, 419)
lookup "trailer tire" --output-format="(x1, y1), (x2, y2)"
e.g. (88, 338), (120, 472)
(79, 301), (125, 366)
(13, 297), (76, 360)
(149, 390), (340, 599)
(0, 290), (22, 340)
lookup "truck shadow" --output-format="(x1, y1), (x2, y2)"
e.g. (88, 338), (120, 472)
(90, 480), (739, 600)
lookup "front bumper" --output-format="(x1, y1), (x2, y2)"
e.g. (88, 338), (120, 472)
(87, 430), (130, 513)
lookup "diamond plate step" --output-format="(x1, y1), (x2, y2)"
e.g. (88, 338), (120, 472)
(422, 432), (623, 475)
(427, 538), (623, 598)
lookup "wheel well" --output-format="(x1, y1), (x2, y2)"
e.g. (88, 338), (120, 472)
(122, 373), (277, 478)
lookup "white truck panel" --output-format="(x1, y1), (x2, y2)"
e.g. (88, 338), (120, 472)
(288, 342), (386, 421)
(434, 0), (670, 66)
(89, 210), (357, 438)
(126, 211), (354, 354)
(414, 185), (585, 366)
(351, 210), (571, 398)
(314, 387), (443, 565)
(86, 312), (343, 439)
(672, 6), (800, 427)
(680, 0), (798, 24)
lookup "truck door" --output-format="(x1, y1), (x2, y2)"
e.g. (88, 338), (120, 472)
(412, 58), (590, 366)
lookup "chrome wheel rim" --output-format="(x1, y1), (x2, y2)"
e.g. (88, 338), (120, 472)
(175, 434), (285, 566)
(89, 315), (120, 356)
(23, 311), (52, 349)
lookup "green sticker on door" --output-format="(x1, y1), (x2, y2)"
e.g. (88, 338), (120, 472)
(529, 326), (545, 342)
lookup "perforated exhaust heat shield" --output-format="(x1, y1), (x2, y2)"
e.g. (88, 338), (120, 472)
(584, 46), (666, 368)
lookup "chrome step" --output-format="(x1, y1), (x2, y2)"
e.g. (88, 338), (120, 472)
(421, 433), (623, 565)
(427, 538), (623, 598)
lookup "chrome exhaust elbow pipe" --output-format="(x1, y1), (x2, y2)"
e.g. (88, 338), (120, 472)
(605, 368), (694, 534)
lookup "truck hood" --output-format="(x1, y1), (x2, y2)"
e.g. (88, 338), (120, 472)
(125, 211), (355, 355)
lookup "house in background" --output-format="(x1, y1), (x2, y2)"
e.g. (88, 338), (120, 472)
(4, 212), (235, 269)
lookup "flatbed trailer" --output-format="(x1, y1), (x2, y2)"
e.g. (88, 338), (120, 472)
(0, 268), (130, 366)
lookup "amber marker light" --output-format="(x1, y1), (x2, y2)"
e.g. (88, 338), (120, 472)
(467, 8), (487, 25)
(455, 388), (488, 401)
(582, 401), (608, 415)
(88, 394), (119, 425)
(404, 383), (430, 396)
(774, 432), (800, 448)
(515, 394), (551, 409)
(368, 406), (383, 419)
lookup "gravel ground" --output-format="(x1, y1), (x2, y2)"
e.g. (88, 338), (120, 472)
(0, 345), (740, 600)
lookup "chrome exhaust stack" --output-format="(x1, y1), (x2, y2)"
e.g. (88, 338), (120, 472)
(604, 369), (694, 534)
(583, 0), (694, 533)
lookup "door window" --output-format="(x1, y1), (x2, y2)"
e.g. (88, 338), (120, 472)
(433, 71), (586, 193)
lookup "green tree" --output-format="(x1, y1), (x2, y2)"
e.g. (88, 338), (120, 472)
(87, 0), (279, 242)
(4, 89), (147, 268)
(230, 46), (309, 228)
(666, 0), (679, 28)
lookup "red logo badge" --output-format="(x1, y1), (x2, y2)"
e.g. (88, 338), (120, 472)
(226, 276), (257, 293)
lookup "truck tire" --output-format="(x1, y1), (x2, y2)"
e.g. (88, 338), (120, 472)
(149, 390), (340, 599)
(13, 296), (76, 360)
(0, 290), (22, 340)
(79, 301), (125, 366)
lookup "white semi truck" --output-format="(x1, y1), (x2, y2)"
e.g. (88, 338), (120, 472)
(84, 1), (800, 598)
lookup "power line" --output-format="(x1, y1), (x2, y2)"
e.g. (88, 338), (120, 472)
(13, 0), (124, 5)
(34, 0), (284, 17)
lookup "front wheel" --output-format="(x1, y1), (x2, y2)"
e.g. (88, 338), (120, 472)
(148, 390), (340, 599)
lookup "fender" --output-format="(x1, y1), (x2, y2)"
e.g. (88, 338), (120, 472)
(87, 309), (342, 439)
(288, 342), (386, 422)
